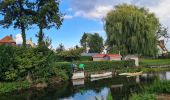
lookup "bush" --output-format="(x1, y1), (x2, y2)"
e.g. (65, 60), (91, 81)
(54, 60), (135, 73)
(0, 45), (57, 81)
(0, 46), (18, 81)
(129, 93), (156, 100)
(79, 56), (92, 61)
(147, 80), (170, 93)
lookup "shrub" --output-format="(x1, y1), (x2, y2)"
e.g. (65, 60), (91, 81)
(54, 60), (135, 73)
(129, 93), (156, 100)
(0, 45), (18, 81)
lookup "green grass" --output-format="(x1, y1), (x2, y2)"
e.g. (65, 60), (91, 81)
(139, 59), (170, 67)
(129, 93), (156, 100)
(0, 81), (31, 94)
(129, 80), (170, 100)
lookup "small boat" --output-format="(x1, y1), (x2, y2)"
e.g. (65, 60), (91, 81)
(119, 71), (143, 77)
(91, 75), (112, 81)
(72, 71), (85, 80)
(90, 72), (112, 78)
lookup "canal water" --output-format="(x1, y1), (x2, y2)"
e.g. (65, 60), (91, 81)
(1, 71), (170, 100)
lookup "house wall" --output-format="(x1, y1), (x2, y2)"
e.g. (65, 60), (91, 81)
(93, 57), (104, 61)
(110, 57), (121, 61)
(125, 57), (139, 66)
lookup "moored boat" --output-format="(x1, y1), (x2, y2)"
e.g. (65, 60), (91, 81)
(72, 71), (85, 80)
(119, 71), (143, 77)
(90, 72), (112, 78)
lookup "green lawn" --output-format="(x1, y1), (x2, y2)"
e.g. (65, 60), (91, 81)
(139, 59), (170, 67)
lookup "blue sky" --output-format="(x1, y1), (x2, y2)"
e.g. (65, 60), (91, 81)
(0, 0), (170, 50)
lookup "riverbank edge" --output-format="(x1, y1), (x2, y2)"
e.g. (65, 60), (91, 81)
(1, 66), (170, 94)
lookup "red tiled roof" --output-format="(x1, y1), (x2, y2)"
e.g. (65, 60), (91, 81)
(0, 36), (16, 43)
(106, 54), (122, 57)
(93, 54), (122, 58)
(92, 54), (106, 58)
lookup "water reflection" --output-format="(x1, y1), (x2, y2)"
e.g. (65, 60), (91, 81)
(0, 71), (170, 100)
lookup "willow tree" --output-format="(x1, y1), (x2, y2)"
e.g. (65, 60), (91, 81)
(33, 0), (63, 46)
(105, 4), (159, 56)
(0, 0), (33, 47)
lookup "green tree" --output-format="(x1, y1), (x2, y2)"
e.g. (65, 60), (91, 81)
(80, 33), (88, 50)
(32, 0), (63, 46)
(105, 4), (159, 56)
(56, 48), (84, 61)
(56, 43), (65, 53)
(88, 33), (104, 53)
(0, 0), (34, 47)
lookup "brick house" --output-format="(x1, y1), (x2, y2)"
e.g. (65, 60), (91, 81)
(0, 35), (16, 46)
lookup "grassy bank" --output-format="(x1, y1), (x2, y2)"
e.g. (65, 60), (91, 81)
(130, 80), (170, 100)
(139, 59), (170, 67)
(0, 81), (31, 94)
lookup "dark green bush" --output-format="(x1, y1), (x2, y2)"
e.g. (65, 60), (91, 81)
(54, 60), (135, 73)
(0, 46), (18, 81)
(79, 56), (92, 61)
(0, 45), (58, 81)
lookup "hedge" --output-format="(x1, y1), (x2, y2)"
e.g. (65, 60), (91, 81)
(53, 60), (135, 73)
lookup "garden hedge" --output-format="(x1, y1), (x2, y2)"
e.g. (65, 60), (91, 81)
(54, 60), (135, 73)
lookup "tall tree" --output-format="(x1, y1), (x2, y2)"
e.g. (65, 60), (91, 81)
(33, 0), (63, 46)
(56, 43), (65, 53)
(80, 33), (88, 49)
(0, 0), (33, 47)
(105, 4), (159, 56)
(80, 33), (103, 53)
(88, 33), (104, 53)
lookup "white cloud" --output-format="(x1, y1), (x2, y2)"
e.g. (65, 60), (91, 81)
(74, 5), (113, 19)
(15, 33), (23, 44)
(63, 15), (73, 19)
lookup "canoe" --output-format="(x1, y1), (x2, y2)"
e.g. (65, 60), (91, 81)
(72, 72), (85, 80)
(91, 75), (112, 81)
(90, 72), (112, 78)
(119, 71), (143, 76)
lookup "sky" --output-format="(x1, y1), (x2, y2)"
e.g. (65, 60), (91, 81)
(0, 0), (170, 50)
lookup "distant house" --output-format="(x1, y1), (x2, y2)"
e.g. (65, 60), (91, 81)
(157, 40), (168, 56)
(26, 38), (36, 47)
(124, 55), (139, 66)
(0, 35), (16, 46)
(92, 54), (122, 61)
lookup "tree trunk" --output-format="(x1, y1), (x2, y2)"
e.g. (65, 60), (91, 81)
(21, 24), (26, 47)
(38, 26), (44, 46)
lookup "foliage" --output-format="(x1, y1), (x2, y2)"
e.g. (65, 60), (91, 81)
(147, 80), (170, 93)
(56, 43), (65, 53)
(0, 0), (34, 47)
(55, 60), (135, 73)
(105, 4), (159, 56)
(0, 45), (58, 81)
(80, 33), (104, 53)
(0, 81), (31, 94)
(31, 0), (63, 46)
(129, 93), (156, 100)
(80, 33), (88, 50)
(88, 33), (104, 53)
(56, 48), (84, 61)
(79, 56), (92, 61)
(0, 46), (18, 81)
